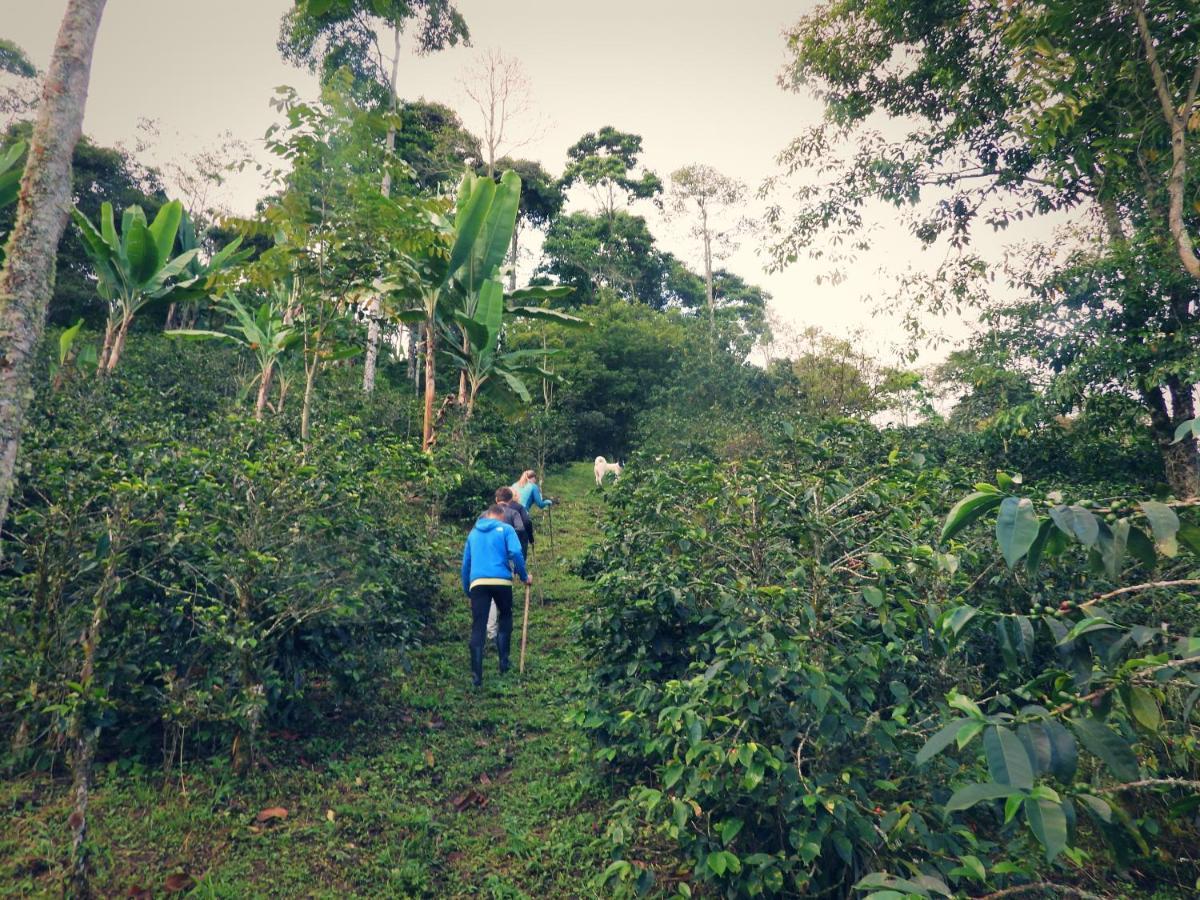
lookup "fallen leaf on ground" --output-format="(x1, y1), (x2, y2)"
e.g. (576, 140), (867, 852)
(325, 809), (335, 822)
(424, 749), (435, 767)
(163, 872), (195, 893)
(450, 789), (488, 812)
(255, 806), (288, 824)
(478, 772), (492, 785)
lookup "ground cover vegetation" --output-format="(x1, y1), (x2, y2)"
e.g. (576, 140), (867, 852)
(0, 0), (1197, 897)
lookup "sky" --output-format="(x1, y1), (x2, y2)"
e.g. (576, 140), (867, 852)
(2, 0), (1061, 365)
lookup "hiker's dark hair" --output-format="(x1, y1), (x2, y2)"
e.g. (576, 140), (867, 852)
(495, 486), (514, 502)
(486, 504), (506, 518)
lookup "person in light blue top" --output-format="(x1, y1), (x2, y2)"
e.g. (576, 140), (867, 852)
(511, 469), (553, 510)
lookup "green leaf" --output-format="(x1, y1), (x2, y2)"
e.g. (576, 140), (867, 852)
(1171, 418), (1198, 444)
(1025, 797), (1069, 861)
(1077, 793), (1112, 823)
(1069, 717), (1139, 782)
(164, 329), (237, 342)
(1025, 517), (1056, 574)
(506, 285), (574, 303)
(57, 318), (85, 366)
(1139, 501), (1179, 557)
(945, 781), (1021, 812)
(940, 604), (977, 637)
(495, 368), (532, 403)
(1126, 686), (1161, 732)
(146, 199), (183, 270)
(719, 819), (744, 844)
(1179, 524), (1200, 555)
(1049, 505), (1100, 546)
(1126, 526), (1157, 569)
(940, 491), (1003, 543)
(916, 719), (967, 765)
(1043, 719), (1077, 782)
(125, 218), (158, 284)
(505, 305), (589, 326)
(1062, 616), (1117, 642)
(984, 725), (1034, 789)
(472, 169), (521, 286)
(453, 311), (490, 351)
(996, 497), (1040, 567)
(445, 177), (494, 285)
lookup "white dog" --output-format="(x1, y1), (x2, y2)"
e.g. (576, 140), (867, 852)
(594, 455), (623, 485)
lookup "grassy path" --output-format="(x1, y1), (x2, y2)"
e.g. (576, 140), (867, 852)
(1, 462), (615, 898)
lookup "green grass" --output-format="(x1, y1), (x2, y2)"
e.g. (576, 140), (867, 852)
(0, 462), (628, 898)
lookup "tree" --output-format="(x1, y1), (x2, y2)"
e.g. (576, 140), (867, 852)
(777, 0), (1200, 495)
(667, 164), (747, 339)
(73, 200), (246, 372)
(280, 0), (469, 394)
(460, 48), (538, 178)
(0, 0), (107, 546)
(0, 139), (26, 263)
(394, 99), (481, 190)
(1, 123), (170, 326)
(0, 39), (39, 131)
(254, 83), (440, 440)
(540, 211), (670, 307)
(167, 291), (300, 419)
(561, 127), (662, 216)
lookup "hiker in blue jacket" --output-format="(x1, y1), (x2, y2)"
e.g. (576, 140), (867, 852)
(461, 504), (531, 687)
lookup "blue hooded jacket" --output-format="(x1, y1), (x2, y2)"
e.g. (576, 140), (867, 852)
(461, 517), (528, 595)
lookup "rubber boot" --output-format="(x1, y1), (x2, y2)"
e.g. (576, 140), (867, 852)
(470, 646), (484, 688)
(496, 631), (511, 675)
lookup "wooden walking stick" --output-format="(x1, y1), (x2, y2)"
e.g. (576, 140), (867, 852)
(519, 582), (532, 674)
(547, 504), (555, 556)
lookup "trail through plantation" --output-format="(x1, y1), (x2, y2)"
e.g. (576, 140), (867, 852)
(1, 461), (618, 898)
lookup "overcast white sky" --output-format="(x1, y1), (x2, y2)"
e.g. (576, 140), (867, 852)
(3, 0), (1064, 364)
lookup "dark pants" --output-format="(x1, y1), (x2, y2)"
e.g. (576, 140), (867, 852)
(470, 584), (513, 653)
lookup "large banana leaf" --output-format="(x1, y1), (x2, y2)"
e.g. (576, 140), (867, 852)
(505, 306), (589, 326)
(126, 217), (158, 284)
(445, 176), (494, 284)
(505, 285), (573, 304)
(462, 170), (520, 292)
(452, 311), (489, 351)
(147, 200), (183, 271)
(475, 279), (504, 351)
(0, 140), (25, 209)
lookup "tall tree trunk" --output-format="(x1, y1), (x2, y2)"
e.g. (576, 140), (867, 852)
(96, 318), (115, 375)
(104, 314), (130, 372)
(422, 313), (436, 451)
(362, 25), (403, 394)
(508, 220), (519, 292)
(457, 329), (468, 405)
(0, 0), (107, 535)
(68, 513), (120, 898)
(254, 362), (274, 421)
(409, 323), (420, 394)
(702, 206), (714, 356)
(1132, 0), (1200, 279)
(1142, 382), (1200, 497)
(301, 357), (319, 441)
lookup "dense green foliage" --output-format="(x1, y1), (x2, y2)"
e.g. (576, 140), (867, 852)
(0, 340), (450, 772)
(580, 393), (1200, 897)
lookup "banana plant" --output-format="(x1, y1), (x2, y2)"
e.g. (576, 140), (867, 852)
(72, 200), (246, 372)
(166, 290), (300, 419)
(163, 210), (251, 329)
(441, 279), (544, 416)
(0, 140), (26, 265)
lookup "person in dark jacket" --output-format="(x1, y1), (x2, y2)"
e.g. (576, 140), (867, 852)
(461, 504), (531, 687)
(488, 487), (534, 643)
